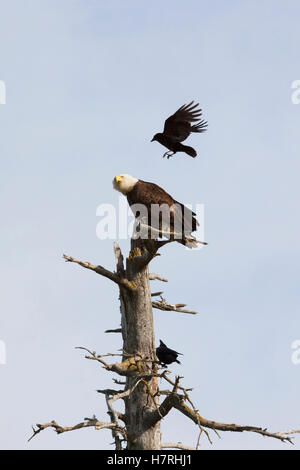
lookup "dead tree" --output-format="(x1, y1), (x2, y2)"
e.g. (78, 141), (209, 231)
(29, 238), (300, 449)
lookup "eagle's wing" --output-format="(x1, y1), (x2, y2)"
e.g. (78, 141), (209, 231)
(171, 202), (198, 236)
(129, 181), (198, 238)
(163, 101), (204, 142)
(128, 181), (176, 234)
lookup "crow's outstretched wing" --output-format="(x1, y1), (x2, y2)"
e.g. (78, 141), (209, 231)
(163, 101), (206, 142)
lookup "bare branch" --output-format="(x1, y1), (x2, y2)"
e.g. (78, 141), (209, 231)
(28, 417), (126, 442)
(107, 410), (127, 424)
(149, 273), (168, 282)
(145, 394), (175, 427)
(113, 242), (125, 277)
(76, 347), (153, 378)
(105, 328), (123, 334)
(145, 375), (185, 429)
(109, 378), (143, 403)
(63, 254), (135, 291)
(151, 291), (164, 297)
(96, 389), (123, 396)
(113, 379), (126, 386)
(276, 429), (300, 437)
(172, 398), (297, 444)
(105, 393), (123, 450)
(152, 297), (198, 315)
(103, 378), (144, 449)
(148, 390), (298, 445)
(161, 442), (196, 450)
(146, 373), (299, 446)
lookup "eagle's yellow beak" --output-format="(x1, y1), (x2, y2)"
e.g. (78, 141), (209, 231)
(115, 175), (122, 183)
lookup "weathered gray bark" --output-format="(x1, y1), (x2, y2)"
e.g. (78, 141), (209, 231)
(116, 240), (161, 450)
(29, 249), (300, 448)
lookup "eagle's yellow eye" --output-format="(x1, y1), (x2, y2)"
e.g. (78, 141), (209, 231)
(115, 175), (122, 183)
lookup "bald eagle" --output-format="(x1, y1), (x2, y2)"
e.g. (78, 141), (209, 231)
(113, 174), (202, 248)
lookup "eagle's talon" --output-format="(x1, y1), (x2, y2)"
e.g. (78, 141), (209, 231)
(128, 247), (143, 262)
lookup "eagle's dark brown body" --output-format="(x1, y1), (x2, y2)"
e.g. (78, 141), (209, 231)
(127, 180), (198, 246)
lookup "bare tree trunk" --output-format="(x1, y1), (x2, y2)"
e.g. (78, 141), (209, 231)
(30, 248), (300, 448)
(119, 239), (161, 450)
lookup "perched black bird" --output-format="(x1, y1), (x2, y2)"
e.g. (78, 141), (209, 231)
(156, 340), (183, 367)
(151, 101), (208, 159)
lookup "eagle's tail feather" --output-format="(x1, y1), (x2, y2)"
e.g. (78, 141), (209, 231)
(181, 236), (208, 249)
(182, 237), (198, 249)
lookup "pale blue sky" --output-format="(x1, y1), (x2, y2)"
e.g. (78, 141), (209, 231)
(0, 0), (299, 450)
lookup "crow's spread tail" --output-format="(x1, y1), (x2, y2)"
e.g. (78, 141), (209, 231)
(180, 144), (197, 158)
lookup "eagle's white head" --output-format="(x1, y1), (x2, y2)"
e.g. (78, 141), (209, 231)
(113, 174), (139, 195)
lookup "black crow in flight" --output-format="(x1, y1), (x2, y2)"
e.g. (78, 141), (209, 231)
(151, 101), (208, 159)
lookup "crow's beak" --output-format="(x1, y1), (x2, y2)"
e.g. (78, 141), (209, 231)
(151, 137), (155, 142)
